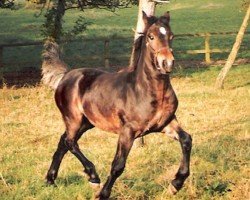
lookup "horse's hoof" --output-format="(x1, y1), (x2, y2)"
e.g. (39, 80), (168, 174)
(94, 192), (101, 200)
(94, 186), (108, 200)
(168, 183), (178, 195)
(94, 194), (108, 200)
(45, 178), (55, 185)
(46, 181), (57, 188)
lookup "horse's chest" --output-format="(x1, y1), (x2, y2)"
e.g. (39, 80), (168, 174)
(145, 94), (177, 131)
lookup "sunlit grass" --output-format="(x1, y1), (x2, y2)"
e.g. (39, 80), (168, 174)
(0, 65), (249, 199)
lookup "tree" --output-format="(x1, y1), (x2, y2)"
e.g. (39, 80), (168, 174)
(129, 0), (155, 70)
(41, 0), (136, 41)
(215, 4), (250, 89)
(134, 0), (155, 40)
(0, 0), (14, 8)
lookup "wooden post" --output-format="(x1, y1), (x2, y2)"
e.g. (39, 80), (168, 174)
(130, 0), (156, 69)
(215, 5), (250, 89)
(104, 40), (110, 68)
(205, 33), (211, 64)
(0, 46), (3, 68)
(0, 46), (3, 84)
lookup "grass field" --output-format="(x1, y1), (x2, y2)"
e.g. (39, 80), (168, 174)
(0, 0), (247, 42)
(0, 0), (249, 73)
(0, 64), (249, 199)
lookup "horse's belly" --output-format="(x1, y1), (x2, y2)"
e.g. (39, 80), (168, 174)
(83, 97), (177, 133)
(83, 103), (121, 133)
(91, 117), (121, 133)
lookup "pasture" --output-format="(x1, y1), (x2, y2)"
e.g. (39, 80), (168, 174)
(1, 65), (250, 199)
(0, 0), (249, 74)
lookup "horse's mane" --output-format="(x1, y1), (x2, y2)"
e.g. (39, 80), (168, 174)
(128, 16), (159, 71)
(119, 15), (159, 73)
(117, 35), (144, 73)
(128, 35), (144, 71)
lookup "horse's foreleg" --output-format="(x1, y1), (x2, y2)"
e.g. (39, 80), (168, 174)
(162, 117), (192, 194)
(96, 127), (135, 199)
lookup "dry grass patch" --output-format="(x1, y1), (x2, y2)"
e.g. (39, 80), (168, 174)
(0, 65), (249, 199)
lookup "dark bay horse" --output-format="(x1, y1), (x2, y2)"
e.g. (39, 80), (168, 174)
(42, 11), (192, 199)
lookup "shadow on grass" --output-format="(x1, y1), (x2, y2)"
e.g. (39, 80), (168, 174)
(1, 67), (42, 88)
(191, 132), (249, 196)
(3, 60), (248, 88)
(1, 61), (212, 88)
(229, 81), (250, 89)
(172, 64), (212, 78)
(193, 134), (249, 167)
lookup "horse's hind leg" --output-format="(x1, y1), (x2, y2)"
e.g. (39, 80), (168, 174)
(162, 116), (192, 194)
(46, 117), (100, 185)
(65, 119), (100, 185)
(46, 132), (68, 185)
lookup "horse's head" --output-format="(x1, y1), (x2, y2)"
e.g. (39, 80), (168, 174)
(143, 11), (174, 74)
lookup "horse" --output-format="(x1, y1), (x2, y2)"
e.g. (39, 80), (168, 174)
(42, 11), (192, 199)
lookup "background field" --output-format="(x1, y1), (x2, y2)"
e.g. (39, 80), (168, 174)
(0, 65), (250, 199)
(0, 0), (249, 74)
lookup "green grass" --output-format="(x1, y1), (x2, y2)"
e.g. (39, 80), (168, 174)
(0, 64), (250, 199)
(0, 0), (247, 42)
(0, 0), (249, 73)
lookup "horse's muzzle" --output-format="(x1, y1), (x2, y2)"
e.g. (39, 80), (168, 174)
(163, 59), (174, 73)
(156, 48), (174, 74)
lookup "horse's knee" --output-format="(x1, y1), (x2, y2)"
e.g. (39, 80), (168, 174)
(64, 138), (77, 152)
(185, 134), (192, 150)
(181, 132), (192, 151)
(111, 161), (125, 177)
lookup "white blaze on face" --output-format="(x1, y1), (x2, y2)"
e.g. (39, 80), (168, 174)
(159, 27), (167, 35)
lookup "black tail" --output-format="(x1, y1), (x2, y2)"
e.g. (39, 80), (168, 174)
(41, 39), (68, 90)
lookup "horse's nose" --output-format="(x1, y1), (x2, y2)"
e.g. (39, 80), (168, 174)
(157, 48), (174, 73)
(163, 58), (174, 72)
(165, 59), (174, 67)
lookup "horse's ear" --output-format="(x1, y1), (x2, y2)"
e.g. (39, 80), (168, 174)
(164, 11), (170, 22)
(142, 11), (149, 25)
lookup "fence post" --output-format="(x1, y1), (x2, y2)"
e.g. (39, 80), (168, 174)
(0, 46), (3, 68)
(205, 33), (211, 64)
(104, 40), (110, 68)
(0, 46), (3, 84)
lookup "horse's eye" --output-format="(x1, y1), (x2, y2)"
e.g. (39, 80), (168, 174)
(148, 35), (154, 40)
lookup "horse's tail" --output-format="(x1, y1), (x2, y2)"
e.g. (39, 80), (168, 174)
(41, 39), (68, 90)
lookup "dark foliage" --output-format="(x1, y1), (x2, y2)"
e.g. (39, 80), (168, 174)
(0, 0), (15, 8)
(41, 0), (137, 41)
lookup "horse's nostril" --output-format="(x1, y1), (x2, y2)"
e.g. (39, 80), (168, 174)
(163, 60), (167, 67)
(167, 60), (173, 67)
